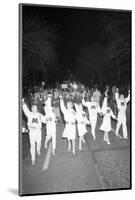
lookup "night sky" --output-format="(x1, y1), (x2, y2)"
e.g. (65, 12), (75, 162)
(22, 4), (131, 87)
(23, 5), (100, 65)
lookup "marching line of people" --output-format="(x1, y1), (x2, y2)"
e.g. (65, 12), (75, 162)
(22, 87), (130, 165)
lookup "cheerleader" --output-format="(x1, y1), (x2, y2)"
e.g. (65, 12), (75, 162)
(44, 94), (57, 155)
(22, 98), (46, 165)
(74, 103), (90, 150)
(115, 88), (130, 139)
(82, 95), (101, 140)
(99, 95), (117, 144)
(60, 95), (76, 155)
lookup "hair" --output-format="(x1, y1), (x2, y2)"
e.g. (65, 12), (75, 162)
(66, 101), (73, 107)
(31, 104), (38, 111)
(120, 94), (125, 98)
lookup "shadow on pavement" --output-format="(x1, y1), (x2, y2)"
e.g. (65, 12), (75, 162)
(7, 188), (18, 196)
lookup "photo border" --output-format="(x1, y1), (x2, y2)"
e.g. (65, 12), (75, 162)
(19, 3), (132, 196)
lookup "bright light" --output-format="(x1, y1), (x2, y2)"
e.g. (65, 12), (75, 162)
(73, 83), (78, 90)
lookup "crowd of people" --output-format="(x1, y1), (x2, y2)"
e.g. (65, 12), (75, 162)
(22, 81), (130, 165)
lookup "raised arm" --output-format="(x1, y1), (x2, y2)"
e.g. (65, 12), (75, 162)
(45, 95), (52, 107)
(22, 98), (31, 118)
(74, 103), (79, 112)
(101, 96), (107, 114)
(115, 88), (120, 105)
(82, 98), (89, 108)
(125, 90), (130, 104)
(97, 103), (101, 113)
(60, 96), (67, 115)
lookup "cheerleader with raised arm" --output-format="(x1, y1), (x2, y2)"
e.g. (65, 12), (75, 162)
(115, 88), (130, 139)
(99, 93), (117, 144)
(22, 98), (46, 165)
(82, 95), (101, 140)
(74, 103), (90, 151)
(59, 95), (77, 155)
(44, 94), (57, 156)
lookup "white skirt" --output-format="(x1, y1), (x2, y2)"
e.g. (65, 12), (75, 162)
(63, 123), (76, 140)
(77, 123), (87, 137)
(117, 113), (126, 122)
(99, 116), (111, 132)
(46, 123), (56, 138)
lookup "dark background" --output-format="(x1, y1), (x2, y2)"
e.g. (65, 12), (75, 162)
(22, 4), (131, 88)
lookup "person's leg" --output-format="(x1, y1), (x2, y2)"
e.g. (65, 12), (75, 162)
(122, 119), (128, 139)
(36, 130), (42, 156)
(91, 117), (97, 140)
(44, 132), (51, 149)
(82, 135), (85, 143)
(72, 139), (75, 155)
(51, 126), (56, 155)
(79, 137), (82, 150)
(67, 139), (71, 151)
(105, 132), (110, 144)
(103, 132), (107, 141)
(29, 131), (36, 165)
(115, 120), (122, 138)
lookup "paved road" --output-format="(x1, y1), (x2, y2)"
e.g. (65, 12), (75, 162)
(20, 104), (130, 195)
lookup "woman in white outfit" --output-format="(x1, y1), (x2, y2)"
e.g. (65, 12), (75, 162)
(82, 95), (101, 140)
(60, 95), (76, 155)
(22, 98), (46, 165)
(99, 94), (117, 144)
(44, 95), (57, 155)
(74, 103), (90, 150)
(115, 88), (130, 139)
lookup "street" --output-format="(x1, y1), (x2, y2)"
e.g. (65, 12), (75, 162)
(21, 104), (130, 195)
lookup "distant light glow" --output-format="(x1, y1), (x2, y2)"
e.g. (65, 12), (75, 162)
(72, 83), (78, 90)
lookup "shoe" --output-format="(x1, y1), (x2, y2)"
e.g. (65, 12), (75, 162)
(116, 134), (123, 139)
(107, 141), (111, 144)
(52, 149), (55, 156)
(93, 136), (96, 140)
(124, 137), (128, 140)
(104, 136), (107, 141)
(32, 160), (35, 165)
(68, 148), (71, 152)
(72, 152), (75, 156)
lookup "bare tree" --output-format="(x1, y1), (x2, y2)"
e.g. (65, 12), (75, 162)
(23, 15), (58, 85)
(98, 12), (131, 83)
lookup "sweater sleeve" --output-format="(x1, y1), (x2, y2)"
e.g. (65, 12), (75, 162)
(22, 103), (31, 118)
(60, 98), (67, 115)
(125, 93), (130, 104)
(82, 98), (89, 108)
